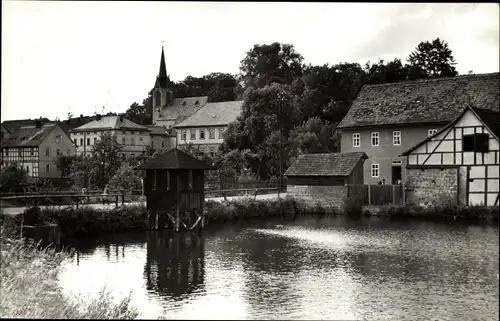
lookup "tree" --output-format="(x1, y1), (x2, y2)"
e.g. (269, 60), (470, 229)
(239, 42), (304, 89)
(407, 38), (458, 78)
(108, 162), (142, 193)
(55, 155), (78, 178)
(288, 117), (338, 156)
(91, 132), (122, 188)
(0, 164), (28, 193)
(363, 58), (410, 85)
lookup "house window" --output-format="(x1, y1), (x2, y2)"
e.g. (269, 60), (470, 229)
(371, 132), (379, 146)
(353, 133), (360, 147)
(209, 146), (215, 157)
(200, 129), (205, 140)
(219, 128), (225, 139)
(55, 135), (61, 144)
(122, 153), (126, 160)
(393, 131), (401, 145)
(33, 166), (38, 177)
(26, 165), (29, 173)
(46, 164), (50, 173)
(131, 137), (135, 145)
(56, 149), (60, 156)
(94, 137), (97, 144)
(190, 129), (196, 140)
(130, 153), (135, 158)
(209, 128), (215, 139)
(122, 137), (126, 144)
(428, 129), (437, 137)
(371, 164), (379, 177)
(181, 130), (187, 141)
(139, 137), (143, 142)
(463, 133), (489, 153)
(86, 138), (90, 146)
(80, 138), (83, 146)
(74, 138), (77, 146)
(45, 148), (50, 156)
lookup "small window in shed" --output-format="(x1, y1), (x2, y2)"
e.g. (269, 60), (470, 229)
(152, 170), (157, 190)
(463, 133), (489, 153)
(188, 170), (193, 190)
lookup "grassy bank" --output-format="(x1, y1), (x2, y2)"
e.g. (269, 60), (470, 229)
(362, 203), (499, 223)
(0, 223), (139, 319)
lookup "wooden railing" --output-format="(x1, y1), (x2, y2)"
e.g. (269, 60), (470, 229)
(0, 192), (126, 208)
(347, 184), (403, 205)
(205, 187), (284, 201)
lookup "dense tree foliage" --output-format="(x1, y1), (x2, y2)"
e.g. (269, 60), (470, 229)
(407, 37), (458, 78)
(0, 165), (28, 193)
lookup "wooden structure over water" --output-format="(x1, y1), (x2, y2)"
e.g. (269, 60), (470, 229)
(135, 148), (213, 232)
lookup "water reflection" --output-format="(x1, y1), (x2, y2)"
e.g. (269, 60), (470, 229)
(59, 217), (499, 320)
(144, 231), (205, 300)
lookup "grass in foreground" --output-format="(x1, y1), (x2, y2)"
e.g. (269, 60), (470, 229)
(0, 224), (140, 319)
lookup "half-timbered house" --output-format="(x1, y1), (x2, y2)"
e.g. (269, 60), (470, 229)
(401, 106), (500, 206)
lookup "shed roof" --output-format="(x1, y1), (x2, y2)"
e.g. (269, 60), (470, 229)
(135, 148), (213, 170)
(1, 123), (57, 148)
(401, 105), (500, 156)
(285, 152), (367, 177)
(338, 73), (499, 129)
(175, 100), (243, 128)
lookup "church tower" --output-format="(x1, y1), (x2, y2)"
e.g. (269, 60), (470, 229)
(152, 46), (169, 124)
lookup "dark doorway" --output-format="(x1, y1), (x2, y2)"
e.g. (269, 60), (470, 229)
(392, 166), (402, 184)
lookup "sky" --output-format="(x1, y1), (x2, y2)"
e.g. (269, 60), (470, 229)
(1, 2), (499, 122)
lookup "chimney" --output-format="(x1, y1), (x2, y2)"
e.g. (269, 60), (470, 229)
(95, 114), (102, 121)
(80, 114), (83, 120)
(35, 120), (42, 128)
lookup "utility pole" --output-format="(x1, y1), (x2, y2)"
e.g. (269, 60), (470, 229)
(277, 90), (284, 191)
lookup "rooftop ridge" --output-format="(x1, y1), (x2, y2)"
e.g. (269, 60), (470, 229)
(362, 72), (499, 89)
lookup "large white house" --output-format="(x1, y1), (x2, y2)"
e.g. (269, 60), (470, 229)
(70, 115), (151, 159)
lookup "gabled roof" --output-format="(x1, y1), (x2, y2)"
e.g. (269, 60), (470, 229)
(158, 96), (208, 125)
(1, 123), (57, 148)
(71, 115), (148, 132)
(401, 105), (500, 156)
(285, 152), (368, 176)
(135, 148), (213, 170)
(2, 118), (51, 133)
(338, 73), (499, 129)
(175, 100), (243, 128)
(1, 123), (10, 134)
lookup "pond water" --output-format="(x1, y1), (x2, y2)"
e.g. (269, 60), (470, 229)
(58, 216), (499, 320)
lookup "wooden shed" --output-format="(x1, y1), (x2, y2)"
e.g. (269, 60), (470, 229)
(285, 152), (368, 209)
(135, 148), (213, 231)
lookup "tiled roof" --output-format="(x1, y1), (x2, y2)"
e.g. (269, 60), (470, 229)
(285, 152), (368, 176)
(71, 115), (148, 132)
(158, 96), (208, 125)
(401, 105), (500, 156)
(1, 123), (57, 148)
(174, 100), (243, 128)
(135, 148), (213, 170)
(2, 118), (50, 133)
(472, 107), (500, 139)
(338, 73), (500, 129)
(145, 125), (175, 136)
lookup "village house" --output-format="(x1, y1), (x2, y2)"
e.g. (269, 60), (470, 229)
(401, 106), (500, 207)
(337, 72), (499, 185)
(1, 123), (11, 142)
(285, 152), (367, 210)
(70, 114), (151, 159)
(1, 121), (76, 178)
(174, 101), (242, 156)
(145, 125), (177, 153)
(150, 47), (243, 154)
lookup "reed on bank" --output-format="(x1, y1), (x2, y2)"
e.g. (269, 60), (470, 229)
(0, 222), (140, 319)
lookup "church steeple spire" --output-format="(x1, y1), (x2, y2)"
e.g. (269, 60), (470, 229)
(159, 46), (167, 80)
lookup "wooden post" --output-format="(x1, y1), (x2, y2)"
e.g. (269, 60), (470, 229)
(155, 211), (159, 230)
(392, 185), (396, 204)
(122, 192), (125, 206)
(76, 197), (79, 209)
(175, 175), (180, 232)
(223, 191), (227, 201)
(368, 184), (371, 205)
(115, 195), (119, 208)
(201, 208), (205, 229)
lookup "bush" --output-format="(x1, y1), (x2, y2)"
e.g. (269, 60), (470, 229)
(0, 226), (139, 319)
